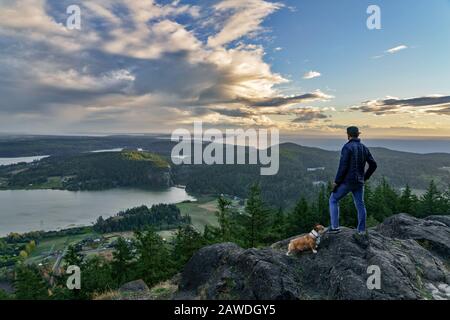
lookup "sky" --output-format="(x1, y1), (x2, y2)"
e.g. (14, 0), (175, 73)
(1, 0), (450, 138)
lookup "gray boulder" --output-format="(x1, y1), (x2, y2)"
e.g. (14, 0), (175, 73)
(118, 280), (151, 300)
(175, 214), (450, 300)
(425, 215), (450, 227)
(377, 213), (450, 258)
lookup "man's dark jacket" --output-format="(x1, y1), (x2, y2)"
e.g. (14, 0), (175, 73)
(335, 138), (378, 186)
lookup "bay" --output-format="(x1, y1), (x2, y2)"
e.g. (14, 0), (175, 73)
(0, 187), (195, 236)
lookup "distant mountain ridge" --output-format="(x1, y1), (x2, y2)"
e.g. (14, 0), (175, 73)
(173, 142), (450, 207)
(0, 137), (449, 208)
(0, 151), (172, 191)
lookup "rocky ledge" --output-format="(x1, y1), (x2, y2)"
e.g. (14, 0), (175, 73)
(175, 214), (450, 300)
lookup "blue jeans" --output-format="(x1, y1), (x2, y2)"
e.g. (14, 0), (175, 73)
(329, 183), (367, 232)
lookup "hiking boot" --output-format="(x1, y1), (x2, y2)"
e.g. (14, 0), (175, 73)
(353, 231), (369, 248)
(327, 227), (341, 234)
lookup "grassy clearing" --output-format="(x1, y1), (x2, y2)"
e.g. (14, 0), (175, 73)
(26, 231), (98, 265)
(121, 151), (169, 168)
(24, 196), (220, 264)
(177, 198), (219, 232)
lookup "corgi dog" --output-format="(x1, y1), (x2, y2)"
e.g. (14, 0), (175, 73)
(286, 224), (326, 255)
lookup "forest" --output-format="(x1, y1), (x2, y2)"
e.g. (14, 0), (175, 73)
(1, 179), (449, 300)
(173, 143), (450, 208)
(0, 151), (172, 190)
(2, 138), (450, 208)
(93, 204), (191, 233)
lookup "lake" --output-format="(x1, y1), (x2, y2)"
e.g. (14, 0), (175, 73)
(0, 188), (196, 236)
(0, 155), (49, 166)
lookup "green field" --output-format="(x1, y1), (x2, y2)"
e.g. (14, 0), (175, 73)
(23, 197), (219, 265)
(176, 196), (219, 232)
(26, 231), (98, 265)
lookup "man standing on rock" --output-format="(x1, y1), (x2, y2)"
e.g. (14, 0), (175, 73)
(329, 126), (378, 235)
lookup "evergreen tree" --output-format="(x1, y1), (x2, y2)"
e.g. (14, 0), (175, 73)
(80, 256), (114, 299)
(381, 178), (400, 213)
(64, 245), (83, 268)
(316, 185), (329, 225)
(14, 265), (49, 300)
(420, 180), (444, 217)
(216, 196), (232, 242)
(370, 183), (392, 222)
(399, 185), (418, 216)
(0, 289), (12, 300)
(242, 184), (270, 248)
(203, 225), (219, 244)
(112, 237), (134, 286)
(287, 197), (316, 235)
(268, 207), (287, 241)
(443, 185), (450, 214)
(172, 225), (205, 268)
(134, 228), (174, 287)
(366, 214), (379, 228)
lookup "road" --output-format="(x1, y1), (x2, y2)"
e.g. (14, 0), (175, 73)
(52, 246), (68, 275)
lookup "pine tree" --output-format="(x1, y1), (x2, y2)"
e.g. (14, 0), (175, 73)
(381, 178), (400, 213)
(366, 214), (379, 228)
(420, 180), (443, 217)
(79, 256), (114, 299)
(288, 197), (316, 235)
(443, 185), (450, 214)
(399, 185), (418, 215)
(14, 265), (49, 300)
(265, 207), (286, 243)
(112, 237), (133, 286)
(64, 245), (83, 268)
(242, 184), (270, 248)
(216, 196), (232, 242)
(172, 225), (205, 268)
(370, 183), (392, 222)
(316, 185), (329, 225)
(0, 289), (12, 300)
(134, 228), (174, 287)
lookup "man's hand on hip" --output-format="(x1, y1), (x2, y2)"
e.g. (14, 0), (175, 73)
(332, 183), (339, 193)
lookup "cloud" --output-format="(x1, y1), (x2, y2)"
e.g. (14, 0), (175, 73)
(426, 107), (450, 116)
(292, 110), (328, 123)
(385, 45), (408, 54)
(35, 67), (135, 92)
(349, 95), (450, 115)
(245, 90), (333, 107)
(207, 0), (283, 47)
(0, 0), (333, 134)
(372, 44), (408, 59)
(303, 71), (321, 80)
(207, 104), (331, 128)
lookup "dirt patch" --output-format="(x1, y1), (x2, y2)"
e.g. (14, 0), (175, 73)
(198, 201), (217, 212)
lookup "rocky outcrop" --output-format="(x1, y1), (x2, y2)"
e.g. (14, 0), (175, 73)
(117, 280), (151, 300)
(103, 279), (178, 300)
(175, 214), (450, 300)
(425, 215), (450, 227)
